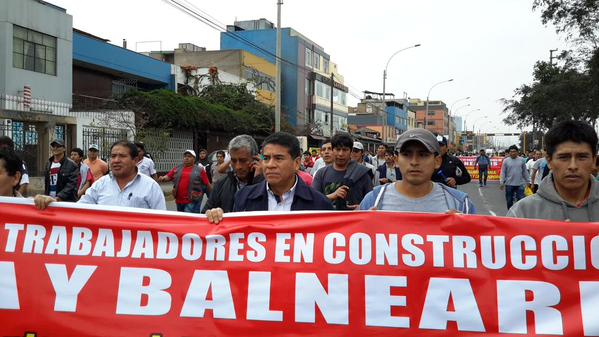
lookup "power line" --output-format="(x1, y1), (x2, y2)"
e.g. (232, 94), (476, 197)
(164, 0), (315, 76)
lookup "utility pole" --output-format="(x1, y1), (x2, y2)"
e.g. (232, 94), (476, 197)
(330, 73), (334, 137)
(275, 0), (283, 132)
(549, 48), (558, 66)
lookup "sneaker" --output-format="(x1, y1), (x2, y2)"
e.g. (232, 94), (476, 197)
(479, 183), (483, 187)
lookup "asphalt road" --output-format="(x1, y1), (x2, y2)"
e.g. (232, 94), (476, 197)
(459, 181), (509, 217)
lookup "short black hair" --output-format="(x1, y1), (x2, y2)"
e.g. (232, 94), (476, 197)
(0, 136), (14, 149)
(216, 150), (225, 157)
(111, 140), (138, 159)
(545, 120), (598, 157)
(134, 142), (145, 152)
(331, 132), (354, 149)
(508, 145), (519, 152)
(262, 132), (301, 159)
(0, 149), (23, 192)
(385, 149), (395, 156)
(70, 147), (84, 157)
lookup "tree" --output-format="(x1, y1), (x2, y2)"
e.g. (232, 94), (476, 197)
(533, 0), (599, 47)
(502, 58), (598, 130)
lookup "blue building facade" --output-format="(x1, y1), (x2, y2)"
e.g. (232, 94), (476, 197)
(385, 99), (410, 135)
(220, 21), (348, 133)
(73, 30), (174, 94)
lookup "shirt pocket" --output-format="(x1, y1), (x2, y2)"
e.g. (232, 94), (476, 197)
(129, 196), (149, 209)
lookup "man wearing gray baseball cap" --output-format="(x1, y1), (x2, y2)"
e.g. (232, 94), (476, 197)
(360, 128), (476, 214)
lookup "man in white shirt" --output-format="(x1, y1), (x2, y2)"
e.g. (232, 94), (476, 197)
(135, 142), (157, 180)
(311, 141), (333, 176)
(351, 141), (376, 182)
(34, 141), (166, 210)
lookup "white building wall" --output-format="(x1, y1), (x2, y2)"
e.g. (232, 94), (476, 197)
(0, 0), (72, 107)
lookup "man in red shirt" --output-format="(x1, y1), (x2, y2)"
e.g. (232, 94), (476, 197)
(159, 150), (211, 213)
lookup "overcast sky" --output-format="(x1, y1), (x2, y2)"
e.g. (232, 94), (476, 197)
(51, 0), (568, 137)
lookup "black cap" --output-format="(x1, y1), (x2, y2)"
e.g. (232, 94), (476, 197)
(50, 139), (65, 147)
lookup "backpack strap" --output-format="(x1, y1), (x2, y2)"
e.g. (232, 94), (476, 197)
(373, 184), (390, 210)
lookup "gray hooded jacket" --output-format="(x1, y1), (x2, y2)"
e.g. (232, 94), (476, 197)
(507, 173), (599, 222)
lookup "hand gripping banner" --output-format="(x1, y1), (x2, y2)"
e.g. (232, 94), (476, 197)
(1, 197), (599, 337)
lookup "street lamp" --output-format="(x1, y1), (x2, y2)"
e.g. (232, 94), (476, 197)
(447, 103), (469, 144)
(424, 78), (454, 131)
(462, 108), (481, 121)
(449, 97), (470, 116)
(381, 43), (421, 140)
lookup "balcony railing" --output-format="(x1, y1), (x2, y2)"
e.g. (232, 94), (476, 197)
(0, 94), (71, 116)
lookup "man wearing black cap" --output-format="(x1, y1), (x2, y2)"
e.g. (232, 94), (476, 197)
(432, 134), (471, 188)
(360, 129), (475, 213)
(44, 139), (78, 202)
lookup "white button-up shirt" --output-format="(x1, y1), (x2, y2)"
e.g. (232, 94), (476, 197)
(137, 157), (157, 177)
(79, 172), (166, 210)
(266, 177), (298, 211)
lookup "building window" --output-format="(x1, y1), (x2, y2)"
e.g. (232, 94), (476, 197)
(427, 121), (435, 126)
(305, 48), (313, 68)
(13, 25), (57, 76)
(427, 111), (436, 116)
(323, 59), (329, 74)
(314, 52), (320, 70)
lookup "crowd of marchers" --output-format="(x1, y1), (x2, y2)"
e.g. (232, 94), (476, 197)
(0, 120), (597, 223)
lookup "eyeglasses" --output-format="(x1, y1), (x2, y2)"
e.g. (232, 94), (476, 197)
(351, 148), (362, 153)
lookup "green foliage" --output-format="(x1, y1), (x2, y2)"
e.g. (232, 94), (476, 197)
(118, 86), (275, 135)
(504, 1), (599, 131)
(502, 58), (598, 130)
(533, 0), (599, 45)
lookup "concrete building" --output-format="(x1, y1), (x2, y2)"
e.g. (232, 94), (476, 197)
(454, 115), (464, 133)
(348, 97), (413, 145)
(409, 98), (450, 136)
(0, 0), (73, 175)
(149, 45), (276, 106)
(220, 19), (348, 141)
(71, 29), (175, 162)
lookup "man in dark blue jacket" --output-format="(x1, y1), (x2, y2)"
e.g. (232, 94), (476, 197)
(377, 148), (402, 184)
(206, 132), (332, 223)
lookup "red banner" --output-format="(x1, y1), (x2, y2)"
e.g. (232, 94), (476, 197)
(459, 156), (504, 181)
(1, 198), (599, 336)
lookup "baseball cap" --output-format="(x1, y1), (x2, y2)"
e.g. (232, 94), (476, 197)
(436, 134), (448, 146)
(352, 141), (364, 151)
(50, 139), (65, 147)
(395, 129), (440, 154)
(88, 144), (99, 151)
(184, 149), (196, 157)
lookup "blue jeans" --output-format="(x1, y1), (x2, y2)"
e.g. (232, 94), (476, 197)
(478, 166), (488, 185)
(505, 185), (525, 210)
(176, 199), (202, 213)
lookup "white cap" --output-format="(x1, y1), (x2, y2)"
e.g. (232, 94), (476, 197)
(353, 141), (364, 151)
(184, 149), (196, 157)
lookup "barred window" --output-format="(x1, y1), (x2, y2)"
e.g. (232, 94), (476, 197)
(13, 25), (57, 76)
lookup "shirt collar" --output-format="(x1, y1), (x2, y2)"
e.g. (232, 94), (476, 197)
(109, 170), (143, 191)
(266, 176), (298, 203)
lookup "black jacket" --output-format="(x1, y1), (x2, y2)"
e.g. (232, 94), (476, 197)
(233, 176), (333, 212)
(377, 164), (402, 181)
(432, 154), (471, 187)
(202, 171), (263, 213)
(44, 156), (79, 202)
